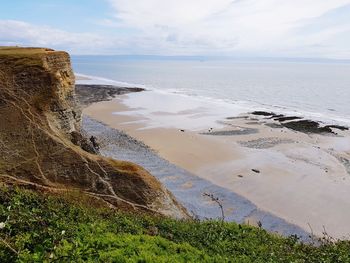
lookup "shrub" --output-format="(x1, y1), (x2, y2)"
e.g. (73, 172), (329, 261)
(0, 186), (350, 262)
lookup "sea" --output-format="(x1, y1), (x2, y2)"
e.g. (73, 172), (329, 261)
(72, 56), (350, 127)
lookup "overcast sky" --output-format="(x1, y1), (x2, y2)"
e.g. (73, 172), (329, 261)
(0, 0), (350, 58)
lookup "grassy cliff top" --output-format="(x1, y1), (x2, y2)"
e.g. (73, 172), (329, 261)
(0, 46), (54, 54)
(1, 185), (349, 262)
(0, 46), (65, 69)
(0, 47), (57, 60)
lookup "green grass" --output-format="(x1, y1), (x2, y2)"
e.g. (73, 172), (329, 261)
(0, 186), (349, 262)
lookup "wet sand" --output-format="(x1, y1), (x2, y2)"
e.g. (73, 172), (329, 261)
(83, 91), (350, 239)
(82, 115), (309, 240)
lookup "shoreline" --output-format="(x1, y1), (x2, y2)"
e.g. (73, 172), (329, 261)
(75, 73), (350, 128)
(78, 83), (350, 239)
(81, 114), (310, 241)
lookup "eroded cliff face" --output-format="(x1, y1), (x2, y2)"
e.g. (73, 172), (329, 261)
(0, 47), (187, 218)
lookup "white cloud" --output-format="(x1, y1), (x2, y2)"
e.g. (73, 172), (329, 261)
(1, 1), (350, 58)
(107, 0), (350, 58)
(0, 19), (182, 55)
(0, 20), (113, 54)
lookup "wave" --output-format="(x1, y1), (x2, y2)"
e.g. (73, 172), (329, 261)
(75, 73), (146, 89)
(75, 72), (350, 127)
(149, 88), (350, 126)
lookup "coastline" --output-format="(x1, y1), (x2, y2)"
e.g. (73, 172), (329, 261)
(80, 84), (350, 239)
(82, 115), (310, 240)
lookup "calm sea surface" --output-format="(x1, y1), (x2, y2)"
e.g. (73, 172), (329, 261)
(72, 56), (350, 125)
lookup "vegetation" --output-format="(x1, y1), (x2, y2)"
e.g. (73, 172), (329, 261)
(0, 185), (350, 262)
(0, 47), (56, 69)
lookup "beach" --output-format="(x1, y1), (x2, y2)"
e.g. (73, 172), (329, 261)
(80, 84), (350, 239)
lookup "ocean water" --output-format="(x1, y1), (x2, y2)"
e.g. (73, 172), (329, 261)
(72, 56), (350, 126)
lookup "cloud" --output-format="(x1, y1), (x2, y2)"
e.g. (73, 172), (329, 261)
(107, 0), (350, 58)
(1, 1), (349, 58)
(0, 20), (114, 54)
(0, 19), (188, 55)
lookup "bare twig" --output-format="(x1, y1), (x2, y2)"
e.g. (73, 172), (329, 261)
(0, 238), (18, 255)
(203, 192), (225, 222)
(306, 222), (320, 245)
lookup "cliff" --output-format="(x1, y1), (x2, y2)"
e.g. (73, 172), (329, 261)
(0, 47), (187, 218)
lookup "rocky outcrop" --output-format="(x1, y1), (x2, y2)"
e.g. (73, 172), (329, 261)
(251, 111), (348, 134)
(0, 47), (188, 218)
(75, 84), (144, 107)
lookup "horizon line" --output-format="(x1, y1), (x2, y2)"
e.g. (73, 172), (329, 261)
(71, 54), (350, 63)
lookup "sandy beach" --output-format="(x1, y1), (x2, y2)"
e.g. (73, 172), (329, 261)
(82, 87), (350, 239)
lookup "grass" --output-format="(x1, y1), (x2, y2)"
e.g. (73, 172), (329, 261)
(0, 185), (350, 262)
(0, 47), (62, 69)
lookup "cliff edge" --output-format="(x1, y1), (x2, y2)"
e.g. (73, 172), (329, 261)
(0, 47), (187, 218)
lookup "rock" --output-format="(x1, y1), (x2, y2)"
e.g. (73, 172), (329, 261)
(281, 120), (333, 134)
(251, 111), (276, 116)
(269, 114), (284, 119)
(0, 47), (188, 219)
(201, 128), (258, 136)
(324, 125), (349, 131)
(70, 131), (98, 154)
(226, 116), (249, 120)
(264, 123), (284, 129)
(274, 116), (303, 122)
(75, 84), (144, 107)
(252, 169), (260, 174)
(89, 136), (100, 151)
(238, 138), (294, 149)
(252, 109), (348, 134)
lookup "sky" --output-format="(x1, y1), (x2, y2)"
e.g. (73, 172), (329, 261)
(0, 0), (350, 58)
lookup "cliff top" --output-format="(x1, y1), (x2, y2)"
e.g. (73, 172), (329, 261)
(0, 47), (67, 69)
(0, 47), (56, 56)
